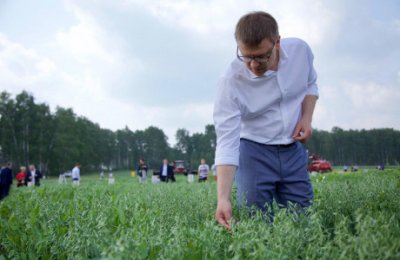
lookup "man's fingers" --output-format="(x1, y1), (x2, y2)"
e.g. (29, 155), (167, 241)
(293, 129), (305, 140)
(218, 216), (231, 230)
(292, 125), (302, 138)
(216, 211), (232, 230)
(217, 217), (231, 230)
(296, 129), (312, 143)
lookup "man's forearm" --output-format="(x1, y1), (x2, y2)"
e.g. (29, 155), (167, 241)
(302, 95), (317, 122)
(217, 165), (236, 202)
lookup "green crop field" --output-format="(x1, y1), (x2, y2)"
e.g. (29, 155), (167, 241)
(1, 170), (400, 259)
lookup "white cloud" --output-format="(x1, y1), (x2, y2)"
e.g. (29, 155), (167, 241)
(1, 0), (399, 144)
(43, 1), (148, 125)
(345, 82), (400, 112)
(316, 82), (400, 130)
(312, 80), (400, 131)
(84, 98), (213, 145)
(392, 19), (400, 31)
(55, 3), (117, 64)
(0, 33), (56, 88)
(121, 0), (339, 48)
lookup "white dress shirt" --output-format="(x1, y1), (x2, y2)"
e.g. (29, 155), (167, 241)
(31, 170), (36, 184)
(162, 164), (168, 176)
(213, 38), (319, 167)
(72, 166), (80, 180)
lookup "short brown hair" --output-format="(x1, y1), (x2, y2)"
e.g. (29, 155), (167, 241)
(235, 11), (279, 47)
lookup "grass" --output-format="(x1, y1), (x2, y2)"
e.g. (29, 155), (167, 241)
(1, 169), (399, 259)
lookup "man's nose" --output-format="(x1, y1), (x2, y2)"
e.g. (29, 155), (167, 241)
(249, 59), (260, 69)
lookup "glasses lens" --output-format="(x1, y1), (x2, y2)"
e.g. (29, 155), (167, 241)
(238, 56), (250, 62)
(237, 46), (274, 63)
(255, 57), (269, 63)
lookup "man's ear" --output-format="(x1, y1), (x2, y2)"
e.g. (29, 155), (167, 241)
(276, 35), (281, 48)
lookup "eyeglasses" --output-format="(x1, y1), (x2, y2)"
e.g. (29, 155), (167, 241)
(236, 43), (275, 64)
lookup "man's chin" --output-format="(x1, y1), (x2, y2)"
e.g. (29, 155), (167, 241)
(252, 70), (266, 77)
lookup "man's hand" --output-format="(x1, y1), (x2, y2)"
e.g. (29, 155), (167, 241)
(292, 117), (312, 143)
(215, 165), (236, 230)
(215, 199), (232, 230)
(293, 95), (317, 143)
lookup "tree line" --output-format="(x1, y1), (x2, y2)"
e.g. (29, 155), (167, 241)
(306, 127), (400, 166)
(0, 91), (399, 175)
(0, 91), (216, 175)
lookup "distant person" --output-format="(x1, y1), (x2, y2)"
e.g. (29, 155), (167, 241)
(198, 159), (209, 182)
(343, 165), (348, 172)
(159, 159), (171, 182)
(211, 164), (217, 181)
(58, 172), (67, 184)
(351, 165), (359, 172)
(168, 162), (176, 182)
(100, 171), (104, 179)
(16, 166), (28, 187)
(108, 172), (115, 184)
(159, 159), (169, 182)
(72, 163), (81, 185)
(137, 159), (148, 183)
(27, 164), (42, 187)
(0, 162), (13, 200)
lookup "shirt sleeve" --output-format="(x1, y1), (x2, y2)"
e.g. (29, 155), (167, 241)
(213, 77), (241, 166)
(306, 44), (319, 97)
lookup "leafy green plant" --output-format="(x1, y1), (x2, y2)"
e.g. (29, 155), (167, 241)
(0, 170), (399, 259)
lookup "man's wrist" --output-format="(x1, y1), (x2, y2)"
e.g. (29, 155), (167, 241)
(301, 115), (312, 124)
(217, 196), (231, 204)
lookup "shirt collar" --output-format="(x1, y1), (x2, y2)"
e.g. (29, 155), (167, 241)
(248, 44), (289, 79)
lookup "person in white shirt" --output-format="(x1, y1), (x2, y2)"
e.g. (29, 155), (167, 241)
(198, 159), (209, 182)
(72, 163), (81, 185)
(214, 11), (318, 229)
(211, 164), (217, 181)
(159, 159), (175, 183)
(108, 172), (115, 184)
(27, 164), (42, 187)
(160, 159), (169, 182)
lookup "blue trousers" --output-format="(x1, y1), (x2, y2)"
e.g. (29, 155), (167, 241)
(0, 184), (11, 200)
(237, 139), (313, 213)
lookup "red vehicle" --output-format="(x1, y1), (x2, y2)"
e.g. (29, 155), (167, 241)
(173, 160), (187, 174)
(308, 154), (332, 173)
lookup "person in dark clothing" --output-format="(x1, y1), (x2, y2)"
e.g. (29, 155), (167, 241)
(168, 162), (176, 182)
(159, 159), (169, 182)
(0, 162), (13, 200)
(159, 159), (175, 182)
(27, 164), (42, 187)
(136, 159), (148, 183)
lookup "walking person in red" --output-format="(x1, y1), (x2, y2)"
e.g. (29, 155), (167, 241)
(16, 166), (28, 187)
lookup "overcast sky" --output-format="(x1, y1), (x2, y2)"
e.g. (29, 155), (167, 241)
(1, 0), (399, 145)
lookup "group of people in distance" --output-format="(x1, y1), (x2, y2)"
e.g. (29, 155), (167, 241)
(135, 158), (216, 184)
(343, 165), (359, 172)
(0, 162), (42, 200)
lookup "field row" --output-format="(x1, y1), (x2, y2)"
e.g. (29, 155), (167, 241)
(1, 170), (399, 259)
